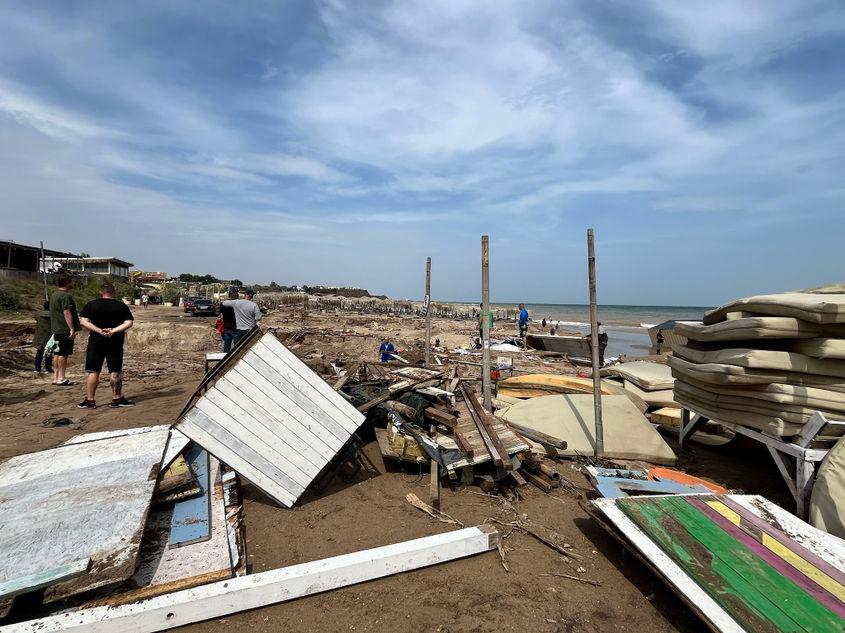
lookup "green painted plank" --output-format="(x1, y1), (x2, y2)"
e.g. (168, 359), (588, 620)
(619, 498), (796, 633)
(0, 557), (90, 599)
(663, 497), (842, 632)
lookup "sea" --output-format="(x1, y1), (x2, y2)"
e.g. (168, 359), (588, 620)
(520, 303), (712, 358)
(445, 302), (712, 358)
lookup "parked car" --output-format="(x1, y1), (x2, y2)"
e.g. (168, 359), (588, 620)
(191, 298), (216, 317)
(183, 296), (201, 313)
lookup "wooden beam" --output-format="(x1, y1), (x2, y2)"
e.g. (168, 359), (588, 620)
(481, 235), (492, 411)
(332, 363), (360, 391)
(523, 471), (553, 493)
(453, 431), (475, 459)
(462, 386), (512, 470)
(385, 400), (419, 420)
(429, 425), (441, 510)
(9, 527), (500, 633)
(502, 421), (568, 451)
(357, 376), (438, 413)
(587, 228), (603, 457)
(424, 407), (457, 428)
(424, 257), (431, 368)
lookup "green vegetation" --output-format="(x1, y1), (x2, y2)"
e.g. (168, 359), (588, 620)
(161, 282), (182, 304)
(177, 273), (221, 284)
(0, 275), (136, 314)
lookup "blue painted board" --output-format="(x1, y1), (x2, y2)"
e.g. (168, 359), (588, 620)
(586, 466), (711, 499)
(167, 445), (211, 547)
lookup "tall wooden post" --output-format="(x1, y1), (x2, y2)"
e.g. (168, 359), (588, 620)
(481, 236), (492, 411)
(587, 228), (604, 456)
(6, 240), (12, 269)
(40, 241), (48, 301)
(424, 257), (432, 368)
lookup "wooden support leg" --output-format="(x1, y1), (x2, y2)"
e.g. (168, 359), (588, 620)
(795, 457), (816, 519)
(679, 409), (709, 449)
(429, 425), (441, 510)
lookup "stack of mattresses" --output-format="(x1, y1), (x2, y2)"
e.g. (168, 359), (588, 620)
(670, 293), (845, 437)
(600, 361), (677, 409)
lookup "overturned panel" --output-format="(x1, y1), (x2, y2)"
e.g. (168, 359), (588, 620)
(177, 332), (366, 507)
(0, 426), (170, 602)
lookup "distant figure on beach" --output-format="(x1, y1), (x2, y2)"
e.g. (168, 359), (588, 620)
(518, 303), (529, 337)
(33, 301), (53, 375)
(379, 338), (395, 362)
(550, 326), (556, 335)
(655, 330), (665, 355)
(77, 282), (135, 409)
(222, 288), (262, 346)
(220, 290), (238, 353)
(49, 275), (79, 387)
(541, 317), (547, 329)
(141, 293), (149, 309)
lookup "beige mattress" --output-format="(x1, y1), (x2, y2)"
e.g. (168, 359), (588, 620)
(621, 380), (678, 408)
(601, 361), (674, 391)
(785, 338), (845, 360)
(704, 293), (845, 325)
(670, 372), (845, 414)
(674, 380), (831, 425)
(675, 317), (822, 342)
(673, 344), (845, 378)
(809, 436), (845, 539)
(673, 388), (803, 437)
(667, 355), (845, 392)
(499, 394), (676, 464)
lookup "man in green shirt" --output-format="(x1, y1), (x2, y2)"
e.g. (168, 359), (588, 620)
(477, 303), (494, 341)
(49, 275), (80, 386)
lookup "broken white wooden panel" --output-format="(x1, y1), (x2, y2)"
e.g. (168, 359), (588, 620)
(4, 526), (498, 633)
(592, 498), (744, 633)
(60, 426), (170, 447)
(0, 427), (170, 602)
(259, 334), (365, 430)
(177, 332), (366, 507)
(0, 559), (90, 601)
(159, 430), (190, 470)
(84, 457), (232, 607)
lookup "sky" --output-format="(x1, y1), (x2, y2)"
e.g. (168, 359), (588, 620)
(0, 1), (844, 305)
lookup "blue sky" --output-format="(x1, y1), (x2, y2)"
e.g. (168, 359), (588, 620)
(1, 1), (843, 305)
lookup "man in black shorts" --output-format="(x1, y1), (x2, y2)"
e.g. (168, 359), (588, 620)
(78, 282), (135, 408)
(49, 275), (80, 386)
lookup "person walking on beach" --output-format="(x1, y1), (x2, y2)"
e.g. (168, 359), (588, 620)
(518, 303), (529, 337)
(33, 301), (53, 375)
(141, 293), (149, 309)
(655, 330), (664, 355)
(220, 289), (238, 353)
(49, 275), (80, 386)
(379, 337), (395, 362)
(77, 282), (135, 409)
(222, 288), (262, 347)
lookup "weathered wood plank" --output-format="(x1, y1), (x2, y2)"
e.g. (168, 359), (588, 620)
(5, 527), (499, 633)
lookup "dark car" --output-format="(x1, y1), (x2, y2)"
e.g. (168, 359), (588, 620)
(191, 298), (216, 317)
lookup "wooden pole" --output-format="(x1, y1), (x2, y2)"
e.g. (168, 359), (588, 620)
(587, 228), (604, 457)
(40, 241), (49, 301)
(481, 235), (492, 411)
(424, 257), (431, 368)
(429, 424), (440, 510)
(6, 240), (12, 269)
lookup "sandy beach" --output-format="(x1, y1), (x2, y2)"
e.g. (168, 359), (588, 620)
(0, 304), (791, 632)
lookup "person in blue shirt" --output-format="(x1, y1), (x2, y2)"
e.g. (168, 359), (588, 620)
(379, 338), (395, 362)
(518, 303), (529, 337)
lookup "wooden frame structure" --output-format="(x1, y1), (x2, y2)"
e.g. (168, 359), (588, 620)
(680, 409), (845, 516)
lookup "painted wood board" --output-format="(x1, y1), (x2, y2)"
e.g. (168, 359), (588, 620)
(85, 457), (232, 607)
(611, 495), (845, 632)
(4, 526), (499, 633)
(592, 498), (745, 633)
(60, 426), (170, 447)
(177, 332), (366, 507)
(0, 559), (90, 600)
(0, 427), (170, 603)
(167, 446), (211, 548)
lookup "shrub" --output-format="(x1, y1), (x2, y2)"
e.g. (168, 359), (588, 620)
(0, 288), (21, 312)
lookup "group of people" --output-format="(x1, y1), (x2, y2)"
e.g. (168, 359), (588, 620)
(33, 276), (135, 409)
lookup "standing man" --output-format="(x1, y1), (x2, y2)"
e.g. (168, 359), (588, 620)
(77, 282), (135, 409)
(379, 337), (395, 362)
(141, 292), (149, 309)
(49, 275), (80, 386)
(33, 301), (54, 375)
(222, 288), (262, 347)
(518, 303), (529, 337)
(220, 289), (238, 353)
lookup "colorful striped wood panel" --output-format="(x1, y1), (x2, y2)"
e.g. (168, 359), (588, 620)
(617, 495), (845, 632)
